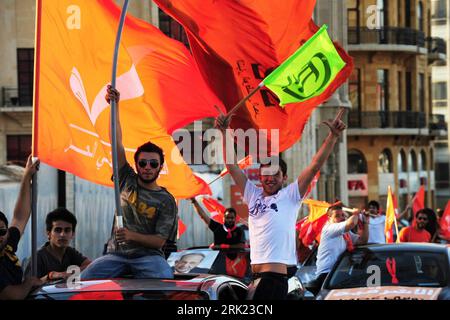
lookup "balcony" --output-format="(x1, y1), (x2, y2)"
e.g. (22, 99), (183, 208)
(429, 114), (448, 135)
(348, 111), (428, 135)
(1, 87), (32, 112)
(427, 37), (447, 63)
(348, 27), (427, 55)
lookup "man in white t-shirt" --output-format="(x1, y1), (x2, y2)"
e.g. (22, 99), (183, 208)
(215, 108), (347, 300)
(311, 203), (370, 295)
(366, 200), (386, 244)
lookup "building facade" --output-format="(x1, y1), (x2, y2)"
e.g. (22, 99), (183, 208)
(346, 0), (447, 210)
(431, 0), (450, 209)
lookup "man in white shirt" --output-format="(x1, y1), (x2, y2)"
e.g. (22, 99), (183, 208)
(215, 109), (347, 300)
(311, 203), (370, 295)
(366, 200), (386, 244)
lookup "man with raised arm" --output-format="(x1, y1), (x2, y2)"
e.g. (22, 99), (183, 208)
(215, 108), (347, 300)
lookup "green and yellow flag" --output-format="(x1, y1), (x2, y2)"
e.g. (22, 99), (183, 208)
(263, 25), (346, 106)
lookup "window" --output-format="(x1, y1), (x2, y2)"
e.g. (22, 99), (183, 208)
(417, 1), (424, 31)
(158, 9), (189, 48)
(419, 150), (427, 171)
(432, 0), (447, 21)
(433, 82), (447, 108)
(348, 149), (367, 174)
(378, 149), (393, 173)
(398, 71), (403, 110)
(398, 150), (407, 172)
(406, 72), (412, 111)
(7, 135), (32, 166)
(377, 69), (389, 112)
(17, 49), (34, 106)
(349, 68), (361, 111)
(409, 150), (418, 172)
(377, 0), (389, 27)
(405, 0), (411, 27)
(418, 73), (425, 113)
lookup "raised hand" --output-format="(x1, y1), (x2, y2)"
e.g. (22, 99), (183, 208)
(322, 107), (347, 137)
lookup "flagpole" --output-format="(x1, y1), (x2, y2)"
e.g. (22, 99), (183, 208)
(110, 0), (129, 232)
(31, 170), (38, 277)
(394, 211), (400, 243)
(225, 82), (264, 117)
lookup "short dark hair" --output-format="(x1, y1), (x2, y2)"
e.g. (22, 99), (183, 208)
(327, 204), (343, 216)
(0, 211), (8, 228)
(134, 141), (164, 165)
(368, 200), (380, 210)
(415, 209), (430, 219)
(260, 156), (287, 176)
(224, 208), (237, 217)
(46, 208), (77, 232)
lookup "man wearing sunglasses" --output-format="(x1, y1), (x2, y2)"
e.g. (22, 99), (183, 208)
(81, 86), (177, 280)
(0, 155), (43, 300)
(398, 209), (431, 243)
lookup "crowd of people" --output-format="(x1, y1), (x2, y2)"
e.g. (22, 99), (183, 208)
(1, 87), (448, 300)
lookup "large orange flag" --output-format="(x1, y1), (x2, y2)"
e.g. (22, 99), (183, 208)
(34, 0), (221, 198)
(154, 0), (353, 153)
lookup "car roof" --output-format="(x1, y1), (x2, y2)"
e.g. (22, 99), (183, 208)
(354, 243), (449, 254)
(31, 274), (236, 296)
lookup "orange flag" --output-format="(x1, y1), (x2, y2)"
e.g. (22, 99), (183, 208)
(154, 0), (353, 153)
(412, 185), (426, 226)
(439, 200), (450, 241)
(300, 199), (330, 246)
(385, 186), (397, 243)
(34, 0), (221, 198)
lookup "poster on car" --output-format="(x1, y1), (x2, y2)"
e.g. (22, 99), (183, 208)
(325, 286), (442, 300)
(168, 250), (220, 274)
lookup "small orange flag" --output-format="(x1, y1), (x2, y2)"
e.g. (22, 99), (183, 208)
(385, 186), (396, 243)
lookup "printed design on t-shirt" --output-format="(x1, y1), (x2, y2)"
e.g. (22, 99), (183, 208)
(249, 198), (278, 217)
(126, 190), (157, 220)
(3, 245), (20, 267)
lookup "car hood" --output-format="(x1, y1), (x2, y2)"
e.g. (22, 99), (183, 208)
(31, 276), (214, 296)
(323, 286), (443, 300)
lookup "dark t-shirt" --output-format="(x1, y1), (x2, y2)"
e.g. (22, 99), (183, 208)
(209, 220), (244, 245)
(0, 227), (23, 293)
(24, 242), (87, 278)
(107, 163), (178, 258)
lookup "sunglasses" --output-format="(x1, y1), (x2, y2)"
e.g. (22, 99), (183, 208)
(0, 228), (7, 236)
(138, 159), (160, 169)
(417, 217), (428, 221)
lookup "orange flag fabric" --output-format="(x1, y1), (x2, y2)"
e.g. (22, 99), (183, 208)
(385, 186), (396, 243)
(34, 0), (220, 198)
(439, 200), (450, 241)
(412, 185), (425, 226)
(154, 0), (353, 153)
(299, 199), (330, 246)
(200, 197), (242, 223)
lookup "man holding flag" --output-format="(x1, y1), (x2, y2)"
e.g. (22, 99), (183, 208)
(311, 202), (370, 295)
(81, 86), (177, 280)
(190, 198), (245, 250)
(215, 107), (347, 300)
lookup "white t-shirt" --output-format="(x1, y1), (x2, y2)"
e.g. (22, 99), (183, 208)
(367, 215), (386, 244)
(316, 221), (359, 276)
(243, 180), (302, 265)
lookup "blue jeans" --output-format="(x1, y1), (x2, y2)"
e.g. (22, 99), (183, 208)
(81, 254), (174, 280)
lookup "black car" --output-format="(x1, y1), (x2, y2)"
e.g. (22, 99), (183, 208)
(316, 243), (450, 300)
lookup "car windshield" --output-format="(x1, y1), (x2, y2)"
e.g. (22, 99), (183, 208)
(327, 250), (449, 289)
